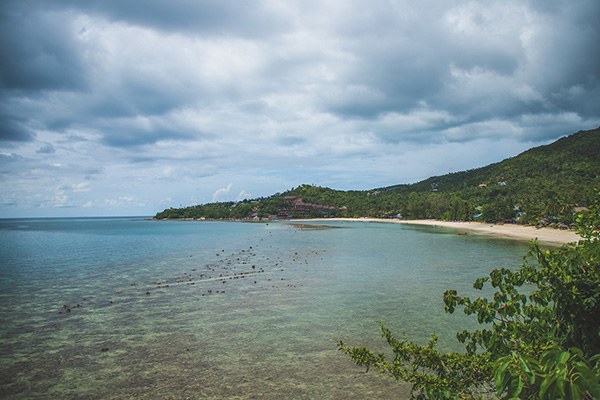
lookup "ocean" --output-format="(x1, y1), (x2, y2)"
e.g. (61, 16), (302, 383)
(0, 217), (530, 399)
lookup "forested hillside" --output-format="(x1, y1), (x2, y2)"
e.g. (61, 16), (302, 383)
(155, 127), (600, 224)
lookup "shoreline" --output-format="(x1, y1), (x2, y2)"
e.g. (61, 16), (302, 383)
(151, 216), (581, 246)
(291, 218), (581, 246)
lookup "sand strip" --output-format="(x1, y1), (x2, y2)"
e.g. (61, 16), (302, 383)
(292, 218), (581, 246)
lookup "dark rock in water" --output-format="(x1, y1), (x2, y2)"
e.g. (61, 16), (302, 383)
(288, 223), (341, 230)
(146, 291), (151, 295)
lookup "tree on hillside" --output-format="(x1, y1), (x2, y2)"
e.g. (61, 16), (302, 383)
(154, 129), (600, 221)
(337, 191), (600, 399)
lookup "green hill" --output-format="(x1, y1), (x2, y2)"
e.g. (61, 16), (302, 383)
(155, 127), (600, 224)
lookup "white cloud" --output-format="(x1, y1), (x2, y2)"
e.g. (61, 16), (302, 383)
(72, 182), (90, 192)
(162, 166), (176, 178)
(237, 190), (251, 201)
(212, 183), (233, 202)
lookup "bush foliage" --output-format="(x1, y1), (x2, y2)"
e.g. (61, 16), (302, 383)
(337, 192), (600, 399)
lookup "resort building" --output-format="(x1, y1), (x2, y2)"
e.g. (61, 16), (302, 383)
(278, 196), (337, 218)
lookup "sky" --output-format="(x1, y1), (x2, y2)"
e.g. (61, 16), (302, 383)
(1, 0), (599, 217)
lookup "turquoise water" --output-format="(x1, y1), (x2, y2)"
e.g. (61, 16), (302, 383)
(0, 218), (531, 399)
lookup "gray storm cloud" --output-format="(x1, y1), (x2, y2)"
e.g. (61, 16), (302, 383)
(1, 0), (599, 216)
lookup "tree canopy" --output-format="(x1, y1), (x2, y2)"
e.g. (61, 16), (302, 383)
(154, 128), (600, 225)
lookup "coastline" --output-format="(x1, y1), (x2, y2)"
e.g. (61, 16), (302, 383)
(292, 218), (581, 246)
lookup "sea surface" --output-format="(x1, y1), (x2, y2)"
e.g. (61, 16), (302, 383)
(0, 217), (531, 399)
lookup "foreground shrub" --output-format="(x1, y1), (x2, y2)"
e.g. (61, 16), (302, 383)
(337, 192), (600, 399)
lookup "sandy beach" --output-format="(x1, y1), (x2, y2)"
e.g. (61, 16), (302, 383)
(293, 218), (581, 246)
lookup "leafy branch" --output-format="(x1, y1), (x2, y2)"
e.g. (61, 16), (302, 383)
(337, 191), (600, 399)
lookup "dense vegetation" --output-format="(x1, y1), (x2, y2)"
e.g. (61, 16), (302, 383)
(155, 127), (600, 224)
(337, 193), (600, 399)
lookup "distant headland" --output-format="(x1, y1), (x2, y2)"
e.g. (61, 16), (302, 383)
(155, 127), (599, 231)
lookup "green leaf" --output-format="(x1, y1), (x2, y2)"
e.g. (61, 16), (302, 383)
(540, 371), (559, 399)
(567, 381), (581, 400)
(506, 375), (524, 398)
(494, 358), (511, 393)
(569, 347), (584, 360)
(556, 351), (570, 365)
(557, 366), (568, 395)
(518, 355), (535, 384)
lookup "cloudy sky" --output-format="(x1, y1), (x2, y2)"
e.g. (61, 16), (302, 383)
(1, 0), (599, 217)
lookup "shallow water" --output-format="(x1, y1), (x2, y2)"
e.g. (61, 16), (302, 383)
(0, 218), (530, 399)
